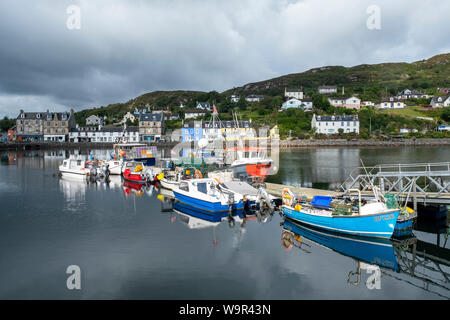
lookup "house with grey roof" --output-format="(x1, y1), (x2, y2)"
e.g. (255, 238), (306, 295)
(139, 113), (165, 142)
(86, 115), (104, 126)
(311, 114), (359, 134)
(318, 85), (337, 94)
(43, 109), (76, 142)
(184, 109), (207, 119)
(378, 97), (405, 109)
(395, 89), (427, 100)
(284, 88), (303, 100)
(245, 94), (264, 102)
(196, 102), (211, 111)
(69, 125), (139, 143)
(430, 96), (450, 108)
(16, 110), (46, 141)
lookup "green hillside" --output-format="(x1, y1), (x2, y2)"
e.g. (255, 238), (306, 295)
(72, 53), (450, 139)
(224, 53), (450, 101)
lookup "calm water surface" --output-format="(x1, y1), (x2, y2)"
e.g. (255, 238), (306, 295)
(0, 146), (449, 299)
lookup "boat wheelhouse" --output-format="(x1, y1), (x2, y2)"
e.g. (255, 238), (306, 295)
(173, 178), (245, 217)
(111, 143), (156, 166)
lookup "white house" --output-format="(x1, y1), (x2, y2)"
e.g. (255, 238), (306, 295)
(196, 102), (211, 110)
(230, 95), (240, 103)
(437, 125), (450, 132)
(328, 96), (361, 109)
(396, 89), (427, 100)
(378, 97), (405, 109)
(318, 85), (337, 94)
(362, 101), (376, 107)
(245, 94), (264, 102)
(121, 112), (136, 124)
(430, 96), (450, 108)
(281, 98), (312, 111)
(284, 88), (303, 100)
(184, 109), (207, 119)
(69, 125), (139, 143)
(86, 115), (104, 126)
(311, 114), (359, 135)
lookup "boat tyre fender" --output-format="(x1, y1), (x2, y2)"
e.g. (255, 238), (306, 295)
(282, 188), (295, 207)
(282, 231), (294, 251)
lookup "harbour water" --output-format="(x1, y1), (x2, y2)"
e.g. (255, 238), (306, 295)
(0, 146), (449, 299)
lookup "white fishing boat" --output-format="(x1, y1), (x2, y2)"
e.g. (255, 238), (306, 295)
(159, 166), (203, 190)
(103, 159), (123, 175)
(59, 158), (97, 177)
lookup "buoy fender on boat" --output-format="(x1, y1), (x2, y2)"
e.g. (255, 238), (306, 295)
(282, 188), (296, 207)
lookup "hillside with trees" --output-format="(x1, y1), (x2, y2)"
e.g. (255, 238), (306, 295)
(70, 53), (450, 139)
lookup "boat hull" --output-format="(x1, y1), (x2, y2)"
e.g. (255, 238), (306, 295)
(173, 191), (244, 214)
(123, 172), (147, 184)
(160, 178), (179, 190)
(230, 161), (272, 178)
(282, 205), (400, 239)
(283, 218), (399, 271)
(59, 170), (88, 177)
(173, 201), (239, 222)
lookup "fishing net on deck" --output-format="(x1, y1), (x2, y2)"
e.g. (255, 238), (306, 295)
(332, 204), (353, 215)
(384, 194), (400, 209)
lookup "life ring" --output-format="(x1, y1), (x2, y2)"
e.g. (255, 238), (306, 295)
(282, 231), (294, 251)
(294, 204), (302, 211)
(195, 169), (202, 179)
(282, 188), (296, 207)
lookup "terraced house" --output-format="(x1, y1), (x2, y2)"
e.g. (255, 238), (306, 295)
(16, 110), (45, 141)
(43, 109), (76, 142)
(139, 113), (164, 142)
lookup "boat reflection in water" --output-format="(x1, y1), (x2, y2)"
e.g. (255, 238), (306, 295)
(282, 218), (400, 288)
(122, 179), (157, 198)
(172, 199), (274, 248)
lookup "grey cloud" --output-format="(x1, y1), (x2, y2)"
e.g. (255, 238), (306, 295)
(0, 0), (449, 117)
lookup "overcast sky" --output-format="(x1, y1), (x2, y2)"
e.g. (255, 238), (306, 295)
(0, 0), (449, 117)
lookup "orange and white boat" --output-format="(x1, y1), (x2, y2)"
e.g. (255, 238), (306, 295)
(227, 147), (273, 178)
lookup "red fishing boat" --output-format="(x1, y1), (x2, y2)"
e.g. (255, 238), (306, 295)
(123, 163), (148, 184)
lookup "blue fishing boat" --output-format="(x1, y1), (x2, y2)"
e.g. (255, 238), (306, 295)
(173, 178), (245, 215)
(281, 188), (400, 239)
(173, 200), (237, 222)
(282, 218), (399, 271)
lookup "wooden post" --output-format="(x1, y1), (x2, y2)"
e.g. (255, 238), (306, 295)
(413, 177), (417, 214)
